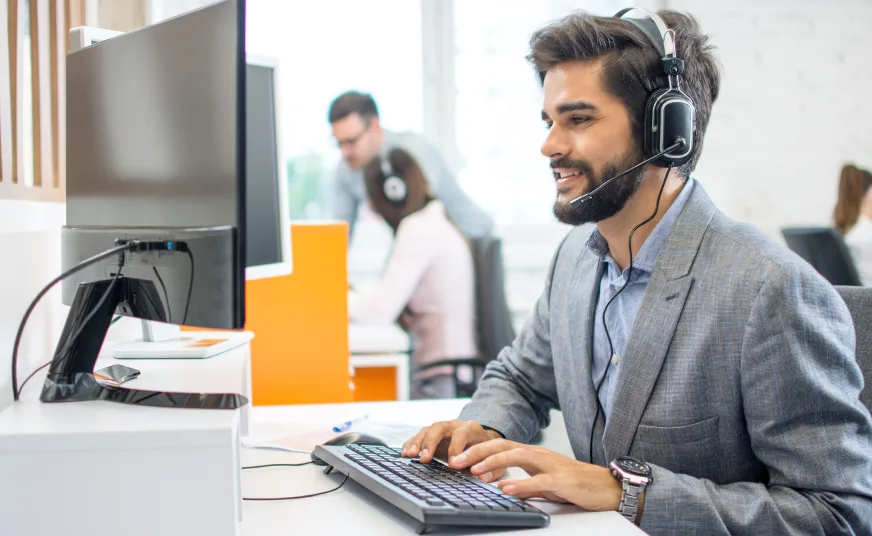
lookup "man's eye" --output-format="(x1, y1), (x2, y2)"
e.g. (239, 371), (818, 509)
(544, 122), (553, 130)
(571, 116), (591, 125)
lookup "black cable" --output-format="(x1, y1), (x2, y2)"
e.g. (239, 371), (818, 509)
(183, 250), (194, 325)
(589, 165), (673, 464)
(16, 361), (52, 396)
(11, 243), (131, 401)
(242, 462), (314, 470)
(152, 266), (172, 322)
(243, 474), (349, 501)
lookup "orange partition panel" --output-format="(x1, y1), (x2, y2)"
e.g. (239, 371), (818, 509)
(248, 223), (352, 405)
(352, 367), (397, 402)
(187, 223), (352, 405)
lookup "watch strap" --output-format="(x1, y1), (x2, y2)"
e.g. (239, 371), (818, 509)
(618, 479), (646, 524)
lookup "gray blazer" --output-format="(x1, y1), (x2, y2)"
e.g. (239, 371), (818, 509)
(459, 184), (872, 535)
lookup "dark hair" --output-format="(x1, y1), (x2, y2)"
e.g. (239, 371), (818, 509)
(834, 164), (872, 235)
(527, 10), (721, 178)
(363, 148), (434, 232)
(327, 91), (379, 124)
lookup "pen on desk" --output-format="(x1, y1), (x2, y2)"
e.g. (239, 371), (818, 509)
(332, 415), (369, 433)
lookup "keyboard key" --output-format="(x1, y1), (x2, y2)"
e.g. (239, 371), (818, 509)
(426, 499), (446, 506)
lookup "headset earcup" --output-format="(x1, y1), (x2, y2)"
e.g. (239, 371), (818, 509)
(644, 88), (695, 168)
(383, 175), (408, 204)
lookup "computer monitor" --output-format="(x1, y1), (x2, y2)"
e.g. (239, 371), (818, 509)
(245, 55), (292, 280)
(66, 37), (291, 283)
(39, 0), (248, 408)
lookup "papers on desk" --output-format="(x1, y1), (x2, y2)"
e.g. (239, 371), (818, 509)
(242, 415), (422, 453)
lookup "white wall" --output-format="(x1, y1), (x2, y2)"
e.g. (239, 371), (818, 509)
(0, 201), (66, 412)
(667, 0), (872, 238)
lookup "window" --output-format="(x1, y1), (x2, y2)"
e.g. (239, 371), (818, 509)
(149, 0), (424, 221)
(246, 0), (423, 221)
(452, 0), (625, 225)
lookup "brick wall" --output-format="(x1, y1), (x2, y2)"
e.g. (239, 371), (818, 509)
(665, 0), (872, 237)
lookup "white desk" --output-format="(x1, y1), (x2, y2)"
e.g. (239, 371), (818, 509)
(240, 400), (642, 535)
(0, 338), (253, 536)
(349, 323), (412, 401)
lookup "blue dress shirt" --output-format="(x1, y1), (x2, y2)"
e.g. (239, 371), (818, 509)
(587, 178), (696, 421)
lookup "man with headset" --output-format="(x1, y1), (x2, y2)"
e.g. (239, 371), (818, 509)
(328, 91), (494, 240)
(401, 8), (872, 534)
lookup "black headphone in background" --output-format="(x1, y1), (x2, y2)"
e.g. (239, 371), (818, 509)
(380, 150), (408, 205)
(615, 7), (696, 168)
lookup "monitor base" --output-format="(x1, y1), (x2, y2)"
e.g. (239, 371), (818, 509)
(39, 278), (248, 409)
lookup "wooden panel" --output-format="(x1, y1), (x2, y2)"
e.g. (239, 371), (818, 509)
(0, 0), (67, 200)
(30, 0), (53, 188)
(7, 0), (22, 185)
(49, 0), (61, 188)
(0, 0), (13, 183)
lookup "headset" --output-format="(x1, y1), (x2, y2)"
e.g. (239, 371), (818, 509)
(569, 7), (695, 210)
(380, 151), (408, 205)
(615, 7), (696, 168)
(584, 8), (695, 465)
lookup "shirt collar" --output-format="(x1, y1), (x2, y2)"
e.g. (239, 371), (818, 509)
(586, 178), (696, 275)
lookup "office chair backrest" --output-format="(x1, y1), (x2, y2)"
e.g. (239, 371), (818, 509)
(835, 286), (872, 414)
(468, 237), (516, 362)
(781, 227), (862, 286)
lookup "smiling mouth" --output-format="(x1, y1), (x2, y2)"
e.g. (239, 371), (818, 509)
(553, 169), (585, 193)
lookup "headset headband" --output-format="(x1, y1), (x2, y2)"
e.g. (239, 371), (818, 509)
(614, 7), (675, 58)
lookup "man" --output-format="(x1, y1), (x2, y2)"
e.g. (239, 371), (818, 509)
(401, 8), (872, 535)
(328, 91), (494, 239)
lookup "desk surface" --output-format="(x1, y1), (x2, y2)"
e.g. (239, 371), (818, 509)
(241, 400), (642, 535)
(349, 323), (410, 354)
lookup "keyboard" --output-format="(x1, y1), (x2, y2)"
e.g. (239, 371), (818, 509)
(312, 443), (550, 533)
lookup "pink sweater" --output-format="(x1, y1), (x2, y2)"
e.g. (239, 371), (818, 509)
(348, 201), (477, 378)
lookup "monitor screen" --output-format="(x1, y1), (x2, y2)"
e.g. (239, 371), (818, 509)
(245, 63), (283, 268)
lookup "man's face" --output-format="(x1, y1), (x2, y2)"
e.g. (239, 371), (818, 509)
(332, 113), (381, 170)
(541, 60), (645, 225)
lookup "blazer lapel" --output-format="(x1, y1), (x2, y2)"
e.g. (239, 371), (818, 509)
(566, 250), (604, 463)
(601, 184), (718, 460)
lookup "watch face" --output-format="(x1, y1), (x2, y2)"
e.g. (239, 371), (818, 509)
(615, 456), (652, 477)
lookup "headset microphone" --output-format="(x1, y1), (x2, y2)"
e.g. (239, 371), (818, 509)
(568, 137), (686, 211)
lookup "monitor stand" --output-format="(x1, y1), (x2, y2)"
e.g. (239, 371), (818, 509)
(39, 278), (249, 409)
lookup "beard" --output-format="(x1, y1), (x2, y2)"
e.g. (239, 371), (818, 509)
(552, 143), (647, 226)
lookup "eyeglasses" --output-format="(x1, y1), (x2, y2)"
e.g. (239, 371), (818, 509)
(335, 123), (370, 148)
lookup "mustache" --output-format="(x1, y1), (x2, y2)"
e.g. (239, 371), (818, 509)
(550, 157), (596, 178)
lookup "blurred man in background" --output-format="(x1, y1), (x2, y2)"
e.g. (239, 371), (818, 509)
(328, 91), (494, 240)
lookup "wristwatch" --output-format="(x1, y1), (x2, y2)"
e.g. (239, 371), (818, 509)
(609, 456), (653, 524)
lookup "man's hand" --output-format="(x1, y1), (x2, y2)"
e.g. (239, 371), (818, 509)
(401, 420), (503, 470)
(448, 439), (624, 512)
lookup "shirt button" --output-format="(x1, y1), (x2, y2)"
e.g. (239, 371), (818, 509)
(611, 354), (619, 365)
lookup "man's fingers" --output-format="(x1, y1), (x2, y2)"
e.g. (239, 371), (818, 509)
(476, 468), (506, 483)
(446, 425), (471, 461)
(469, 446), (545, 476)
(451, 438), (516, 469)
(419, 422), (450, 463)
(497, 474), (554, 496)
(402, 426), (430, 458)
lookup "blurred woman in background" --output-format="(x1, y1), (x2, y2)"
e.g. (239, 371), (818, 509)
(834, 163), (872, 285)
(348, 148), (477, 399)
